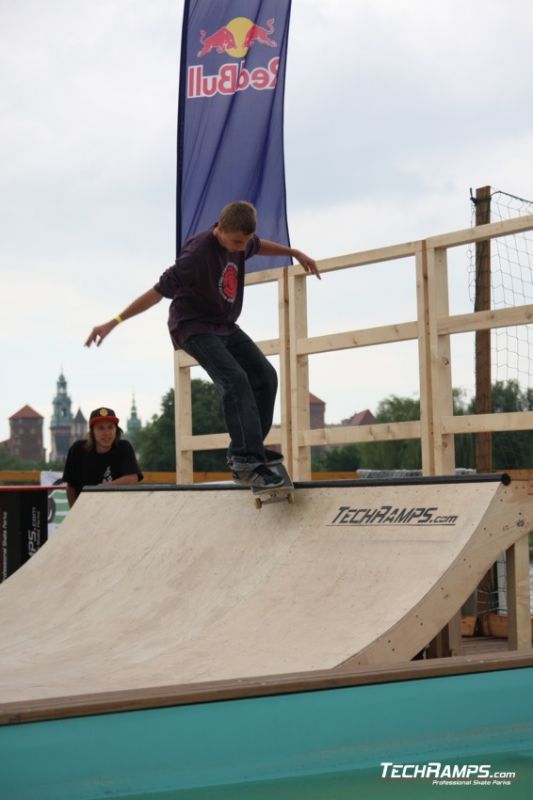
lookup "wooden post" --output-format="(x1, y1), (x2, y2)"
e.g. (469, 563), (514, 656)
(506, 533), (532, 651)
(416, 241), (435, 475)
(474, 185), (492, 472)
(473, 186), (496, 631)
(418, 241), (459, 657)
(278, 272), (293, 468)
(421, 243), (455, 475)
(174, 350), (193, 483)
(289, 273), (311, 480)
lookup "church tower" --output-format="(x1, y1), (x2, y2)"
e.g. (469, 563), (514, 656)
(72, 408), (87, 440)
(50, 372), (74, 463)
(126, 395), (142, 445)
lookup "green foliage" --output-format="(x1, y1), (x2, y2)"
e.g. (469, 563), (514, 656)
(134, 389), (177, 471)
(0, 445), (55, 472)
(0, 446), (40, 470)
(465, 380), (533, 469)
(312, 395), (422, 472)
(135, 380), (228, 472)
(189, 379), (227, 470)
(453, 388), (475, 469)
(356, 395), (421, 470)
(490, 380), (533, 468)
(312, 444), (360, 472)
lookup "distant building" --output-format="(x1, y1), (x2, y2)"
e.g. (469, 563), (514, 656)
(5, 405), (45, 462)
(72, 408), (88, 441)
(126, 395), (142, 444)
(341, 409), (377, 427)
(309, 393), (326, 429)
(3, 374), (141, 466)
(50, 372), (75, 463)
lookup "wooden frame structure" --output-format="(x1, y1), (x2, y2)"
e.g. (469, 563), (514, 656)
(174, 212), (533, 482)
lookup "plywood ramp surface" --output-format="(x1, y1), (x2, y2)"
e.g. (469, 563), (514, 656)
(0, 479), (530, 702)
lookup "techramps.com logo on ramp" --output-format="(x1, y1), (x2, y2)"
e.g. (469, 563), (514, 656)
(329, 505), (459, 527)
(188, 17), (280, 99)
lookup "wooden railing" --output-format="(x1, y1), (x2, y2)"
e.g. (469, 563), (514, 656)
(174, 213), (533, 482)
(0, 470), (358, 486)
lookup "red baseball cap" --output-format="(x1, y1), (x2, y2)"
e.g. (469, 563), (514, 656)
(89, 407), (119, 426)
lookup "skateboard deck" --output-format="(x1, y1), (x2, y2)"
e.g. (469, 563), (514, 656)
(252, 463), (295, 509)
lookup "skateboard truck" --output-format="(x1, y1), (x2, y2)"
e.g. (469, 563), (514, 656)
(252, 463), (295, 509)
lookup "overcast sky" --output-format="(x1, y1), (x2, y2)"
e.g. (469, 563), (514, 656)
(2, 0), (533, 453)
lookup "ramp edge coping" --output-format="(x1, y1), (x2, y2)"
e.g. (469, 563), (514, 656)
(81, 473), (511, 493)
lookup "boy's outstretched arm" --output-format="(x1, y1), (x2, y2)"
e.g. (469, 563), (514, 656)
(85, 288), (163, 347)
(258, 240), (321, 279)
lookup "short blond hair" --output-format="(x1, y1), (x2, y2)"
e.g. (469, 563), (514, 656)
(218, 201), (257, 234)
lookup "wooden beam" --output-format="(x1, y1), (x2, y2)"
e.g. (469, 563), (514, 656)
(0, 471), (41, 484)
(301, 420), (420, 447)
(441, 410), (533, 435)
(174, 352), (193, 483)
(416, 241), (434, 474)
(181, 429), (282, 452)
(506, 533), (532, 651)
(428, 212), (533, 249)
(278, 272), (293, 468)
(438, 304), (533, 335)
(289, 274), (311, 479)
(425, 245), (455, 475)
(298, 321), (418, 355)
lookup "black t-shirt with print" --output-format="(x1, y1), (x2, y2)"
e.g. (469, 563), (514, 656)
(62, 439), (143, 498)
(153, 227), (261, 349)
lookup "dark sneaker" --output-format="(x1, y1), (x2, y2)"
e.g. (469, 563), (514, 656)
(227, 450), (284, 470)
(231, 464), (284, 488)
(231, 469), (254, 486)
(248, 464), (284, 488)
(263, 448), (284, 466)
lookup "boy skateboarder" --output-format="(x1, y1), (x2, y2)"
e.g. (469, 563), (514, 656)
(85, 201), (319, 488)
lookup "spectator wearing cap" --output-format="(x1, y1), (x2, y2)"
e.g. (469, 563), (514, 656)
(62, 407), (143, 506)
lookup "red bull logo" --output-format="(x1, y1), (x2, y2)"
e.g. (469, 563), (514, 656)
(188, 17), (280, 100)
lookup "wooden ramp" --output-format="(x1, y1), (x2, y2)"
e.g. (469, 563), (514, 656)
(0, 476), (530, 704)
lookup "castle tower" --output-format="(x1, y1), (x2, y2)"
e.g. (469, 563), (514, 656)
(72, 408), (87, 440)
(50, 372), (74, 463)
(126, 395), (142, 444)
(7, 405), (45, 462)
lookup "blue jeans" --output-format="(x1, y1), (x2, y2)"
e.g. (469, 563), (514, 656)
(182, 329), (278, 467)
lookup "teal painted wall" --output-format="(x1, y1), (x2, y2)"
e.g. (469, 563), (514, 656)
(1, 668), (533, 799)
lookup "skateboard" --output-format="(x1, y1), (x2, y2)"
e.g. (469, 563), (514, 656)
(252, 462), (295, 509)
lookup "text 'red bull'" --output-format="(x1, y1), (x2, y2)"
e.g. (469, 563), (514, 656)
(187, 56), (279, 99)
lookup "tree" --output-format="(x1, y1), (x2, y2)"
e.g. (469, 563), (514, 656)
(0, 446), (40, 471)
(312, 444), (360, 472)
(134, 389), (177, 471)
(483, 379), (533, 469)
(357, 395), (422, 470)
(453, 388), (475, 469)
(135, 380), (227, 472)
(311, 390), (477, 472)
(190, 379), (227, 471)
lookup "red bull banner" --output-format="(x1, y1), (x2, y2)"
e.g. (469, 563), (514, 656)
(177, 0), (293, 271)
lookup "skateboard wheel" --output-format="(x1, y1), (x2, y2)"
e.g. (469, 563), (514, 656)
(255, 498), (263, 509)
(288, 493), (295, 504)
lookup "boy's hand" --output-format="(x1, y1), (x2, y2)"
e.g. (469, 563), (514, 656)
(295, 250), (321, 279)
(85, 319), (117, 347)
